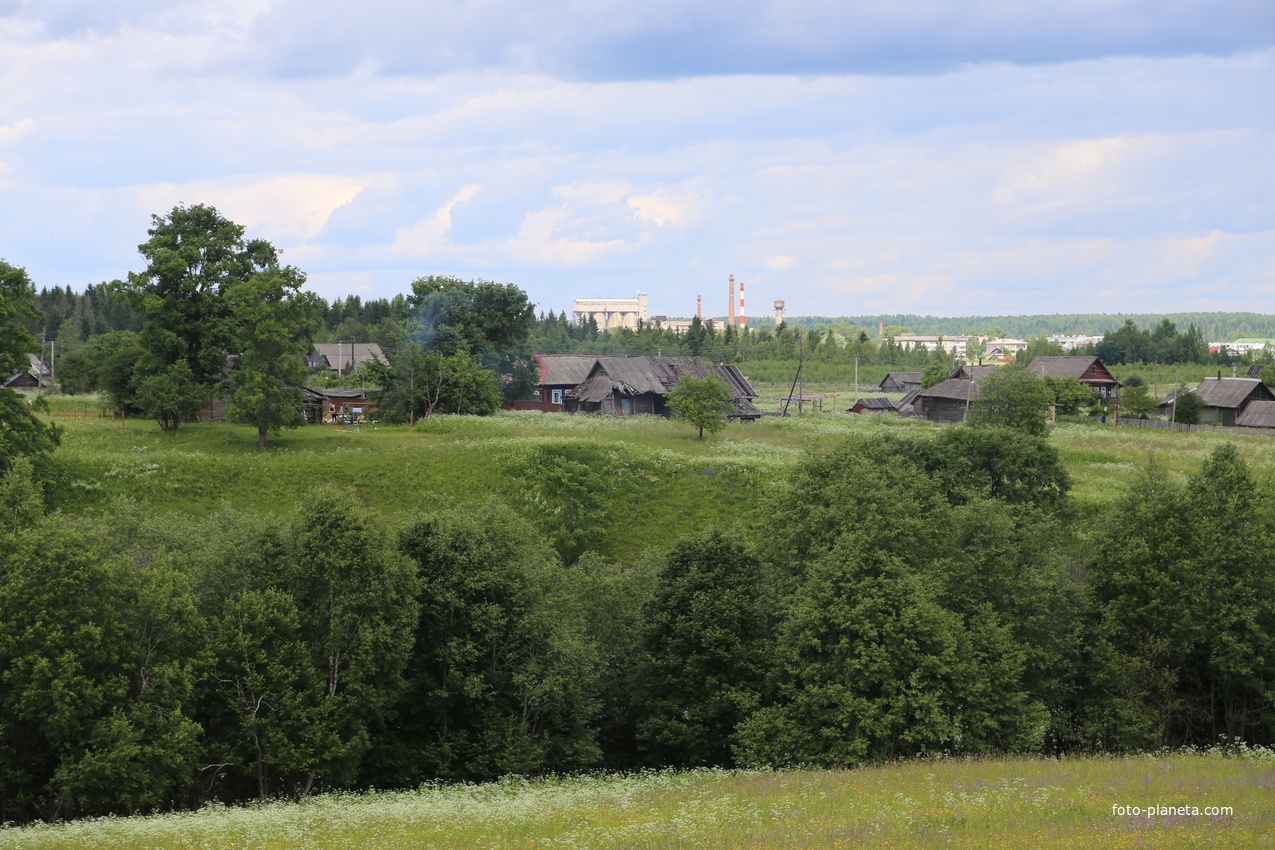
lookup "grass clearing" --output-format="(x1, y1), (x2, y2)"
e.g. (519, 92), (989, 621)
(3, 753), (1269, 849)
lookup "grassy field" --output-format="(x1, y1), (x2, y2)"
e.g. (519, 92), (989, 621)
(3, 752), (1270, 849)
(38, 403), (1275, 560)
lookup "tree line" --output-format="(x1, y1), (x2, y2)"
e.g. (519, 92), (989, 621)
(3, 423), (1274, 824)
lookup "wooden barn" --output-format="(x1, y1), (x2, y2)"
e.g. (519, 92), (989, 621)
(913, 377), (979, 424)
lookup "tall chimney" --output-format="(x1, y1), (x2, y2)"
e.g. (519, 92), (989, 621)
(878, 320), (884, 338)
(696, 294), (702, 319)
(728, 274), (736, 327)
(738, 280), (746, 327)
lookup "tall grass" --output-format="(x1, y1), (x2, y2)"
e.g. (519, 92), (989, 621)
(3, 752), (1269, 849)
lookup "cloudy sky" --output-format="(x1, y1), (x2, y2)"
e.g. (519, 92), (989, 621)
(1, 1), (1273, 319)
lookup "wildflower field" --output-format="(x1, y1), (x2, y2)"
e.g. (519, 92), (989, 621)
(3, 752), (1270, 849)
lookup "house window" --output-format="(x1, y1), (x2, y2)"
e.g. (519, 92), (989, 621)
(551, 389), (563, 405)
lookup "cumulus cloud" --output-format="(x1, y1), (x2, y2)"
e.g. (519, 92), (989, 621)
(0, 3), (1272, 315)
(392, 183), (482, 258)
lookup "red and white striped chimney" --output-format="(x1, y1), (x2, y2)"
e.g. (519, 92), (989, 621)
(738, 280), (746, 327)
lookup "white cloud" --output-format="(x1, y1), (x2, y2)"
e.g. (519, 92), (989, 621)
(392, 183), (482, 258)
(627, 185), (707, 227)
(767, 254), (798, 270)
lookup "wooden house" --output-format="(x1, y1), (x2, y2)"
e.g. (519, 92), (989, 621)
(913, 377), (979, 424)
(567, 355), (761, 419)
(4, 354), (50, 390)
(1027, 356), (1120, 396)
(1185, 377), (1275, 427)
(532, 354), (598, 407)
(878, 372), (921, 394)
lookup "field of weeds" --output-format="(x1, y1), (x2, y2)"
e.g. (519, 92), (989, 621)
(3, 752), (1270, 849)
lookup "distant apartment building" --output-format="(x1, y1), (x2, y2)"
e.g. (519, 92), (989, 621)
(1046, 334), (1103, 351)
(891, 335), (970, 358)
(573, 293), (649, 331)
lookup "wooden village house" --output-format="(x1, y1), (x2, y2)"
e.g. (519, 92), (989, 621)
(556, 355), (762, 420)
(1028, 356), (1121, 396)
(1170, 376), (1275, 427)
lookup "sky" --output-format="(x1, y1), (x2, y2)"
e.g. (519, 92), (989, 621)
(1, 1), (1273, 320)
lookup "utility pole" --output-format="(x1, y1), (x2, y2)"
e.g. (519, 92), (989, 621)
(1171, 365), (1179, 433)
(854, 354), (859, 405)
(798, 332), (805, 416)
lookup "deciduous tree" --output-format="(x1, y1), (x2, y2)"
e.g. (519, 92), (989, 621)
(223, 271), (318, 451)
(666, 372), (733, 439)
(967, 364), (1055, 436)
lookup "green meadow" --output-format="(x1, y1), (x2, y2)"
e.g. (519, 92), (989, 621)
(41, 403), (1275, 553)
(3, 751), (1270, 849)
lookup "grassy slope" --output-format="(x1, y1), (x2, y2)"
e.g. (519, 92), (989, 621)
(3, 753), (1270, 849)
(40, 408), (1275, 561)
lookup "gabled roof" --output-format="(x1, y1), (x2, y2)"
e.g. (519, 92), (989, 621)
(916, 377), (979, 402)
(1028, 356), (1120, 386)
(850, 396), (896, 412)
(4, 353), (50, 388)
(951, 364), (996, 380)
(1236, 400), (1275, 428)
(878, 372), (921, 391)
(896, 388), (921, 415)
(571, 355), (758, 410)
(534, 354), (600, 388)
(1191, 377), (1275, 410)
(308, 343), (386, 371)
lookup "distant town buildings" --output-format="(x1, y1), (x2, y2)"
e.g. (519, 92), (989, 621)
(891, 335), (970, 358)
(573, 293), (649, 331)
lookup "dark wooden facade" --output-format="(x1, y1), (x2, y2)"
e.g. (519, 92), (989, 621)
(914, 377), (979, 424)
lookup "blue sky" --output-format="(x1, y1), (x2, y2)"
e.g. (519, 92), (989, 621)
(1, 1), (1272, 319)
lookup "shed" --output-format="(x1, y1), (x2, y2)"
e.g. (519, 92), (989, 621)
(1236, 400), (1275, 429)
(848, 397), (896, 414)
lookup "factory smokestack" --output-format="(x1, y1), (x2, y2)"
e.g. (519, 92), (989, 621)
(879, 320), (884, 338)
(738, 280), (746, 327)
(696, 294), (702, 319)
(728, 274), (736, 327)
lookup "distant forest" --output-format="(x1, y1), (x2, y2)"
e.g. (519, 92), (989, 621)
(774, 313), (1275, 341)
